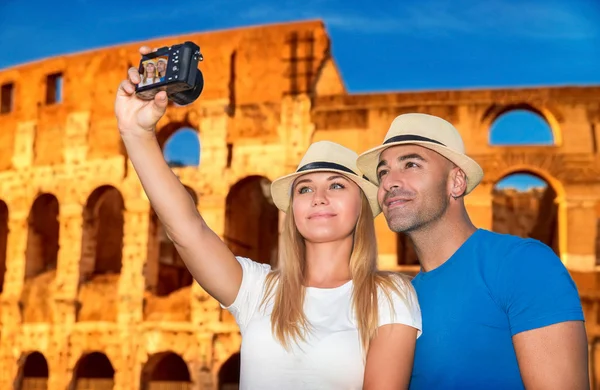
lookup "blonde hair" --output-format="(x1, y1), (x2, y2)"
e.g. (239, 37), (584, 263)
(261, 188), (415, 357)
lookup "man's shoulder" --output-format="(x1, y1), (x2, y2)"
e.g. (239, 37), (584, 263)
(474, 229), (556, 262)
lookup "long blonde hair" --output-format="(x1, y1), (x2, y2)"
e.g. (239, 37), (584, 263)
(261, 189), (415, 356)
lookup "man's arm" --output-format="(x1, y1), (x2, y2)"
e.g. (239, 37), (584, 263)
(513, 320), (589, 390)
(492, 239), (589, 389)
(363, 324), (417, 390)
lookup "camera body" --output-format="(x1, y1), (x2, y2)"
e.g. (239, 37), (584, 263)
(135, 41), (204, 106)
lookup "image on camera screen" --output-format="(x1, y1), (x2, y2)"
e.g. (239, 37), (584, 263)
(138, 55), (169, 87)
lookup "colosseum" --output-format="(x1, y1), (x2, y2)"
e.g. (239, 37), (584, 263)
(0, 19), (599, 390)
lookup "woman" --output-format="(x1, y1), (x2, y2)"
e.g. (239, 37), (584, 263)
(138, 58), (159, 86)
(115, 46), (422, 390)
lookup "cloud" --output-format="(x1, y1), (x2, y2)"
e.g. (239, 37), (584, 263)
(229, 0), (598, 39)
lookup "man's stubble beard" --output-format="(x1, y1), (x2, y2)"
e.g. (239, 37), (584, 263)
(384, 181), (450, 235)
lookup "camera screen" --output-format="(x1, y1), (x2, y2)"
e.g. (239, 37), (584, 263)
(138, 55), (169, 87)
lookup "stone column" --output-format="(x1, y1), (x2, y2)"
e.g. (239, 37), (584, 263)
(561, 186), (600, 271)
(464, 182), (494, 231)
(115, 201), (152, 389)
(49, 203), (85, 390)
(375, 214), (397, 270)
(118, 202), (151, 324)
(0, 216), (27, 389)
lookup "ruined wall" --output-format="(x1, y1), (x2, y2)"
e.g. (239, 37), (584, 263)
(0, 18), (600, 390)
(0, 19), (343, 390)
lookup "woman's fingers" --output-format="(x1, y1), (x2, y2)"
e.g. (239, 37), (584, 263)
(117, 79), (135, 97)
(128, 66), (140, 84)
(139, 45), (153, 55)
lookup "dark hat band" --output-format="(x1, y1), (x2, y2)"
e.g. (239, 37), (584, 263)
(384, 134), (446, 146)
(297, 161), (369, 181)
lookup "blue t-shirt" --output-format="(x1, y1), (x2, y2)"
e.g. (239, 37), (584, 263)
(410, 228), (584, 390)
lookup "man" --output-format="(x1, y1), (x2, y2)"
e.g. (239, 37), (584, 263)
(356, 113), (589, 389)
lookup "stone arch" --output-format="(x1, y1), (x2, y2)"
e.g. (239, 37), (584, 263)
(492, 169), (564, 256)
(163, 127), (201, 167)
(69, 351), (115, 390)
(14, 351), (49, 390)
(80, 185), (125, 281)
(0, 200), (7, 293)
(77, 186), (124, 322)
(156, 121), (198, 150)
(21, 193), (59, 323)
(218, 352), (240, 390)
(225, 176), (279, 265)
(24, 193), (59, 279)
(146, 185), (197, 297)
(484, 104), (561, 146)
(140, 351), (191, 390)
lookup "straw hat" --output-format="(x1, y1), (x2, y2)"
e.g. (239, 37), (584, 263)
(357, 113), (484, 195)
(271, 141), (381, 216)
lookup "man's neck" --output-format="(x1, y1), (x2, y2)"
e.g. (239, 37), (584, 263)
(408, 211), (478, 273)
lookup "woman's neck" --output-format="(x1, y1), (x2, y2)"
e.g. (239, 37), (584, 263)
(304, 235), (353, 288)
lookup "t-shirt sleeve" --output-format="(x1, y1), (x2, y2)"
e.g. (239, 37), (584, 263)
(493, 239), (584, 336)
(220, 256), (272, 332)
(378, 276), (423, 338)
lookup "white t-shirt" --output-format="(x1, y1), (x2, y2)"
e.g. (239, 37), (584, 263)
(222, 256), (422, 390)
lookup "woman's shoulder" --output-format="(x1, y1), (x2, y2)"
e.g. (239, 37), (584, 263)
(375, 271), (422, 334)
(235, 256), (273, 275)
(376, 271), (417, 297)
(375, 272), (420, 315)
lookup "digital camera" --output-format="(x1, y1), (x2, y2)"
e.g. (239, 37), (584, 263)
(135, 41), (204, 106)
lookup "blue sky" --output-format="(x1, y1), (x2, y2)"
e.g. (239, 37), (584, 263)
(2, 0), (598, 190)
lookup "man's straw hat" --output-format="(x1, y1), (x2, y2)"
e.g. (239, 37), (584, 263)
(357, 113), (483, 195)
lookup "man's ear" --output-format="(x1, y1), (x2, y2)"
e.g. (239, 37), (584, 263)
(450, 168), (468, 199)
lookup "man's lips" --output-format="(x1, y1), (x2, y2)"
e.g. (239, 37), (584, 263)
(386, 198), (412, 209)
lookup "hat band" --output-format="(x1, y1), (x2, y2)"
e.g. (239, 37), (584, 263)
(384, 134), (446, 146)
(296, 161), (369, 180)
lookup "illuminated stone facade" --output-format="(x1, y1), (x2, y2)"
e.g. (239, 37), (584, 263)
(0, 19), (599, 389)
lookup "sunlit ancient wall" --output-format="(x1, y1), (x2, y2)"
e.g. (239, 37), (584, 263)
(1, 19), (600, 390)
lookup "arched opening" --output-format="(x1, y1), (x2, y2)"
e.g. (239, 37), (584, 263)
(21, 193), (59, 323)
(140, 351), (191, 390)
(15, 351), (49, 390)
(218, 352), (240, 390)
(70, 352), (115, 390)
(77, 186), (125, 322)
(492, 172), (558, 254)
(489, 108), (555, 146)
(143, 186), (196, 322)
(224, 176), (279, 265)
(0, 200), (8, 293)
(397, 233), (418, 266)
(163, 127), (200, 167)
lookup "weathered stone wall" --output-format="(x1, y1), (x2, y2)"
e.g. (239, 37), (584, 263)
(0, 19), (599, 389)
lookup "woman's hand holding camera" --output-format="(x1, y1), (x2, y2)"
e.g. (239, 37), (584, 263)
(115, 46), (166, 141)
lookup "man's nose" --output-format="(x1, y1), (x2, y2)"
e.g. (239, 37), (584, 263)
(382, 169), (403, 192)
